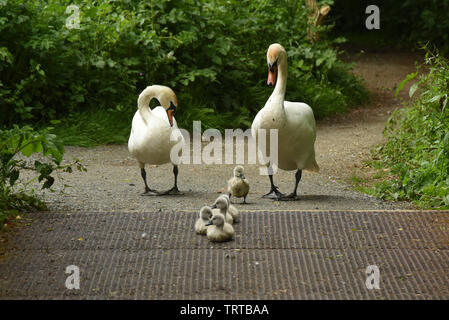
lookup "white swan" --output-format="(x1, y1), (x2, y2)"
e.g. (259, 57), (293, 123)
(251, 43), (319, 200)
(211, 195), (233, 225)
(227, 165), (250, 204)
(221, 194), (240, 223)
(205, 213), (235, 242)
(195, 206), (213, 235)
(128, 85), (185, 195)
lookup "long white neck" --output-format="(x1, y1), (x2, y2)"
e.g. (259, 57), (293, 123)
(137, 86), (158, 124)
(265, 54), (288, 123)
(272, 54), (288, 99)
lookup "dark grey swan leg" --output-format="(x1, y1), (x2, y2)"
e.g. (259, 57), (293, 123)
(159, 165), (183, 195)
(263, 174), (285, 199)
(141, 167), (158, 196)
(279, 169), (302, 201)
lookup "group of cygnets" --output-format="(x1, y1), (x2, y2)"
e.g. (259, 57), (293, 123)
(194, 165), (249, 242)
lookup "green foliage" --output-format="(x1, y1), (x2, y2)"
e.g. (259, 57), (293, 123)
(0, 0), (366, 146)
(331, 0), (449, 54)
(51, 110), (132, 146)
(0, 125), (86, 224)
(398, 0), (449, 54)
(369, 49), (449, 209)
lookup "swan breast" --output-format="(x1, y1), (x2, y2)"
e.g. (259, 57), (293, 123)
(128, 106), (184, 165)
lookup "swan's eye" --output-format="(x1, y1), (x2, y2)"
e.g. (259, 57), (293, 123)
(168, 101), (177, 112)
(268, 59), (278, 72)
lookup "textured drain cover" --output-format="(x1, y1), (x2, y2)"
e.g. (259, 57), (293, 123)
(0, 210), (448, 299)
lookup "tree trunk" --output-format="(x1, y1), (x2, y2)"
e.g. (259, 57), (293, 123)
(306, 0), (331, 42)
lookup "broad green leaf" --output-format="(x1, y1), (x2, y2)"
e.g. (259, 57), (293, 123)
(20, 140), (43, 157)
(395, 72), (417, 97)
(409, 82), (419, 98)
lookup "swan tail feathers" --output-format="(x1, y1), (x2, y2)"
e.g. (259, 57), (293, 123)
(304, 156), (319, 173)
(307, 160), (320, 173)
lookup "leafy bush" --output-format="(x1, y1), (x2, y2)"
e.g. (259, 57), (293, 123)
(331, 0), (449, 54)
(368, 49), (449, 209)
(0, 125), (85, 225)
(0, 0), (366, 145)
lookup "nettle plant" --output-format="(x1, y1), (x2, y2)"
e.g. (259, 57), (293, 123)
(0, 126), (86, 222)
(374, 48), (449, 209)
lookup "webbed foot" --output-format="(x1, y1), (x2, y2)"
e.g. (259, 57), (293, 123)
(278, 193), (300, 201)
(262, 187), (285, 200)
(141, 189), (159, 196)
(158, 186), (183, 196)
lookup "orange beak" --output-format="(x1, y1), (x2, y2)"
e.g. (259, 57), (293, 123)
(267, 65), (277, 86)
(167, 109), (174, 127)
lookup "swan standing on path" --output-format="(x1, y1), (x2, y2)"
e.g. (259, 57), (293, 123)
(128, 85), (185, 195)
(251, 44), (319, 200)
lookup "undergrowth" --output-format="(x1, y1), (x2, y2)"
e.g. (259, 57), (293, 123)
(361, 48), (449, 209)
(0, 0), (367, 147)
(0, 126), (86, 225)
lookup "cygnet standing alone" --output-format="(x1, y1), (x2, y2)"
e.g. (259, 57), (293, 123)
(227, 165), (249, 204)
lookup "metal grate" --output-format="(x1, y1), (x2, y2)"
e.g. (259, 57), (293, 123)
(0, 210), (448, 299)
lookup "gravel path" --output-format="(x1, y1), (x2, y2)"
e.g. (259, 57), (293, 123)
(31, 51), (420, 213)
